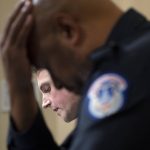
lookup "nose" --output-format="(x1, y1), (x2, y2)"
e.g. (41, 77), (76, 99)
(42, 98), (51, 108)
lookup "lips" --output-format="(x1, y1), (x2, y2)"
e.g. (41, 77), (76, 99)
(55, 108), (61, 116)
(52, 107), (58, 112)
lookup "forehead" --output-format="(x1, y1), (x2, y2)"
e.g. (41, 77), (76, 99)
(32, 0), (53, 15)
(37, 69), (52, 86)
(32, 0), (40, 5)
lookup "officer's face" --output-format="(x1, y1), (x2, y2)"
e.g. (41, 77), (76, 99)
(37, 69), (80, 122)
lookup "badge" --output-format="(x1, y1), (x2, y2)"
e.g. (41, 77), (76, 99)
(88, 73), (127, 119)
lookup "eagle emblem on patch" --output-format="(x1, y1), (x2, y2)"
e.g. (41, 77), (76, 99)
(88, 73), (127, 119)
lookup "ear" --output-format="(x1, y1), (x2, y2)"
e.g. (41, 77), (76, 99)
(55, 13), (81, 47)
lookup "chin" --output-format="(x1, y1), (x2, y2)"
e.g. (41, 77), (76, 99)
(63, 117), (71, 123)
(63, 115), (77, 123)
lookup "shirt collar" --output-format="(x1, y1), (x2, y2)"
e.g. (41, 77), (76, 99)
(90, 9), (148, 62)
(107, 8), (147, 43)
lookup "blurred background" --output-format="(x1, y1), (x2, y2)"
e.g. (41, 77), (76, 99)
(0, 0), (150, 149)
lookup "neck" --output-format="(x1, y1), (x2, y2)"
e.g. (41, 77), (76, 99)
(78, 1), (123, 61)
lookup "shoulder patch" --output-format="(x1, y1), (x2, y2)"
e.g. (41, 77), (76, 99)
(87, 73), (127, 119)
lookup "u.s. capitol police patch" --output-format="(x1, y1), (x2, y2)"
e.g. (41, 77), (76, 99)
(87, 73), (127, 119)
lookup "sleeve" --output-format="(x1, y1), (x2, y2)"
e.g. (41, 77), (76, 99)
(7, 109), (60, 150)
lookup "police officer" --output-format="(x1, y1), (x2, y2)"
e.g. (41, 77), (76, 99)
(1, 0), (150, 149)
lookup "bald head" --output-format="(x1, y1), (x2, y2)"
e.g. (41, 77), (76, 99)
(28, 0), (123, 92)
(32, 0), (120, 22)
(29, 0), (122, 59)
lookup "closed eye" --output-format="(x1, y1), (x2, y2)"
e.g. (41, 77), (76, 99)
(40, 82), (51, 93)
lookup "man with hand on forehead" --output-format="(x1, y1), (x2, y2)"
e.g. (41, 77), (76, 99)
(1, 0), (81, 148)
(1, 0), (150, 149)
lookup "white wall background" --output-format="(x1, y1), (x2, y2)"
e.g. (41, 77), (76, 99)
(0, 0), (150, 149)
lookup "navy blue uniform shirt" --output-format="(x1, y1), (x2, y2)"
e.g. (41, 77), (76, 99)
(70, 9), (150, 150)
(8, 9), (150, 150)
